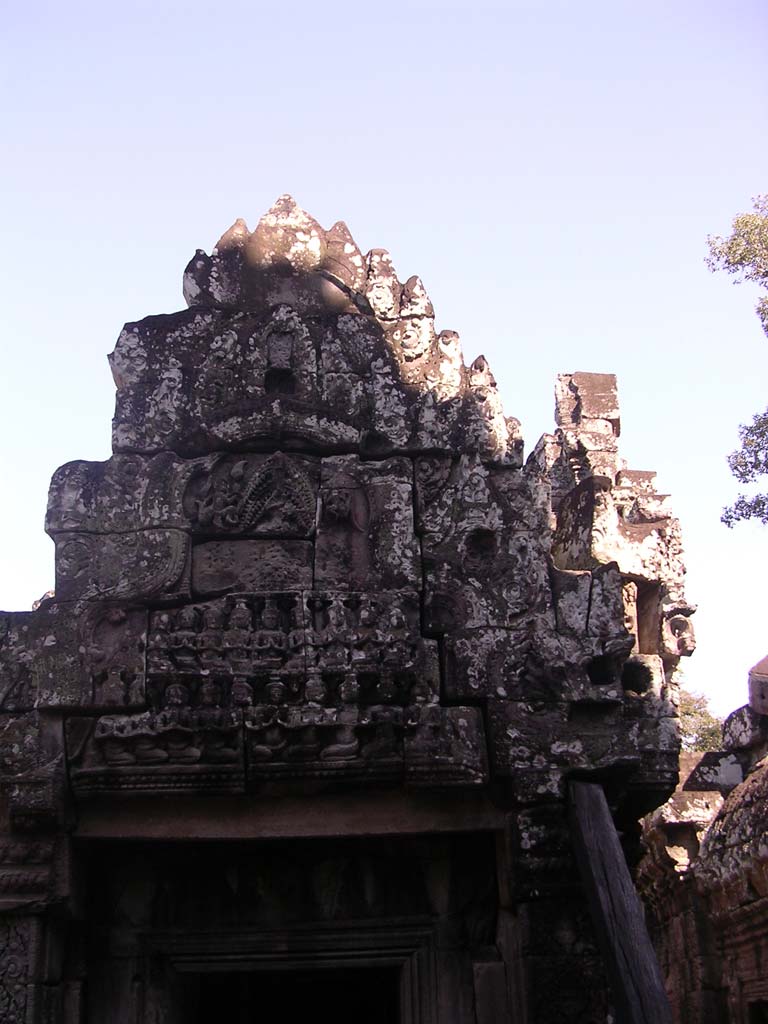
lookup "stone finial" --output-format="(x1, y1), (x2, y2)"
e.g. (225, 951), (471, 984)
(244, 194), (327, 272)
(324, 220), (366, 292)
(215, 217), (249, 253)
(182, 196), (438, 319)
(118, 198), (525, 464)
(748, 655), (768, 715)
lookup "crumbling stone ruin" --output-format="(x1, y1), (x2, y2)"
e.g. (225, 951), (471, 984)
(0, 197), (695, 1022)
(640, 655), (768, 1022)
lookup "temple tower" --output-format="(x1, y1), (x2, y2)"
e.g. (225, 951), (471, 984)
(0, 197), (693, 1023)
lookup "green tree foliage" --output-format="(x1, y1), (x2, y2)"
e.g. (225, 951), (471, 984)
(721, 410), (768, 526)
(706, 195), (768, 526)
(679, 688), (723, 752)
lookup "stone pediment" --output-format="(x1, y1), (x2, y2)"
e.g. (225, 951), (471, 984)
(0, 196), (695, 814)
(0, 198), (697, 1024)
(110, 195), (522, 462)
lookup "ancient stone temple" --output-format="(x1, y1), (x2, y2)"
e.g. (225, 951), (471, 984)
(0, 197), (694, 1023)
(640, 655), (768, 1023)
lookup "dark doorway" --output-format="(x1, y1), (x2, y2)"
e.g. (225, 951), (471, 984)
(187, 966), (400, 1023)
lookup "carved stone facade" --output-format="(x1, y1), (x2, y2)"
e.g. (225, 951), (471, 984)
(640, 656), (768, 1023)
(0, 197), (692, 1022)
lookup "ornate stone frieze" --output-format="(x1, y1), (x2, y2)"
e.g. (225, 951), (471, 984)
(0, 200), (695, 810)
(47, 450), (320, 538)
(0, 196), (700, 1024)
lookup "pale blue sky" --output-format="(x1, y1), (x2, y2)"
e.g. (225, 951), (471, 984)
(1, 0), (766, 714)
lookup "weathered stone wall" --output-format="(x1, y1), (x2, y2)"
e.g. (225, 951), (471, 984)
(640, 658), (768, 1023)
(0, 197), (694, 1022)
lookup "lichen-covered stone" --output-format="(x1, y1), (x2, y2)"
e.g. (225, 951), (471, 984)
(6, 201), (695, 810)
(0, 603), (146, 711)
(0, 198), (698, 1024)
(315, 456), (419, 592)
(54, 529), (190, 603)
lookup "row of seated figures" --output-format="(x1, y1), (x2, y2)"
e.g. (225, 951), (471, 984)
(146, 593), (434, 689)
(149, 593), (418, 638)
(78, 674), (466, 784)
(145, 665), (438, 709)
(148, 599), (302, 675)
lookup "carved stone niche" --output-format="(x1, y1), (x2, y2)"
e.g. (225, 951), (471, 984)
(314, 456), (420, 592)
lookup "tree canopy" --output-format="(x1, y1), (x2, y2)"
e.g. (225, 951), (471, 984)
(679, 688), (723, 752)
(707, 195), (768, 526)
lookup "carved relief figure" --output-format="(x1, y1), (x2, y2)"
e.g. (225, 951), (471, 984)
(196, 681), (238, 763)
(248, 681), (288, 762)
(319, 470), (372, 586)
(157, 683), (201, 764)
(185, 453), (316, 536)
(320, 676), (360, 761)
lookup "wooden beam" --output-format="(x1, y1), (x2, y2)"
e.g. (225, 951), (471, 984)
(569, 780), (673, 1024)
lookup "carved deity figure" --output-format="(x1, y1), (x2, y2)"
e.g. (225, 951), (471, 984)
(320, 675), (360, 761)
(95, 667), (128, 707)
(196, 681), (238, 763)
(622, 581), (640, 654)
(283, 700), (326, 761)
(248, 681), (288, 761)
(231, 677), (253, 708)
(130, 712), (170, 766)
(356, 671), (402, 763)
(309, 594), (348, 671)
(252, 598), (287, 669)
(320, 471), (373, 587)
(95, 716), (138, 766)
(157, 683), (201, 764)
(148, 610), (174, 674)
(227, 598), (253, 634)
(171, 605), (200, 672)
(199, 602), (228, 671)
(280, 598), (306, 696)
(224, 598), (253, 676)
(264, 323), (297, 395)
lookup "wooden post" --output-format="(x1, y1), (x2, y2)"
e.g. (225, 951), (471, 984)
(569, 780), (673, 1024)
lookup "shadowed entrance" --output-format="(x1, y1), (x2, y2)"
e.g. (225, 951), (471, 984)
(188, 967), (400, 1023)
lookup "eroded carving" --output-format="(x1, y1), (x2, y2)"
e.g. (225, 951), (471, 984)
(0, 200), (698, 1024)
(184, 452), (318, 536)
